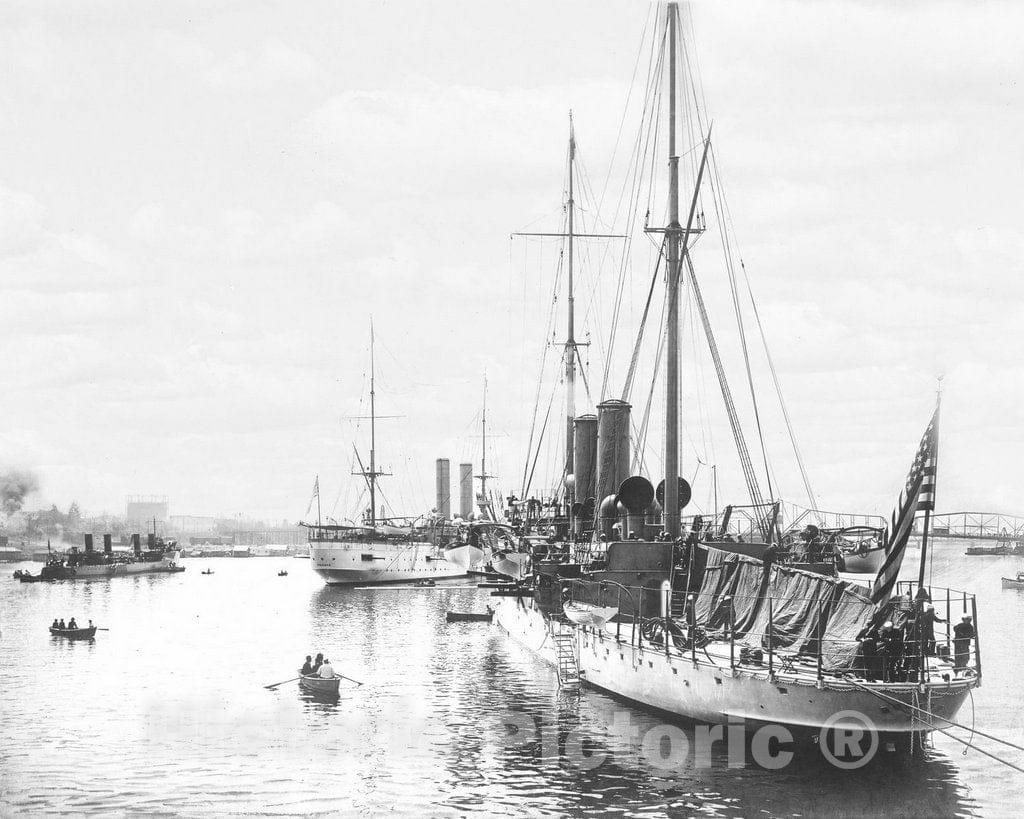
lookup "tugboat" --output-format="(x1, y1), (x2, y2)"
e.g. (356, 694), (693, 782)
(36, 533), (183, 580)
(488, 2), (980, 748)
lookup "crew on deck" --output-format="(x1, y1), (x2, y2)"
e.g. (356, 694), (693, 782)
(918, 604), (945, 656)
(953, 616), (976, 670)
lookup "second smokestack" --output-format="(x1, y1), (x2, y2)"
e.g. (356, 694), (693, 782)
(435, 458), (451, 518)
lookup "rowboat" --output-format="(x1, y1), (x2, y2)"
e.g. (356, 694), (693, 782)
(1001, 573), (1024, 589)
(49, 626), (97, 640)
(446, 611), (492, 622)
(297, 671), (341, 695)
(278, 570), (288, 576)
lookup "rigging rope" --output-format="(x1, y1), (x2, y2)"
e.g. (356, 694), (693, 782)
(683, 252), (768, 536)
(734, 256), (819, 517)
(708, 150), (775, 511)
(620, 237), (666, 403)
(523, 382), (559, 500)
(598, 17), (667, 402)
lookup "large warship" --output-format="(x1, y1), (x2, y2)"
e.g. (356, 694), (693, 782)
(488, 2), (980, 746)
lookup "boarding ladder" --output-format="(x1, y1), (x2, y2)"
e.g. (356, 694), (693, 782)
(550, 620), (581, 690)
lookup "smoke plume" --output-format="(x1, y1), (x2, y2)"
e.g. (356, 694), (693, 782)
(1, 469), (40, 515)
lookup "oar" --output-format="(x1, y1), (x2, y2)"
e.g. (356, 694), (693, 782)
(337, 674), (364, 687)
(264, 676), (300, 690)
(96, 628), (110, 631)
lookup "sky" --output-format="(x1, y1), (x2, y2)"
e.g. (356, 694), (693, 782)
(0, 0), (1021, 525)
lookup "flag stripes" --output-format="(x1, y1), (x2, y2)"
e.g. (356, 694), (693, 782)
(305, 475), (320, 517)
(871, 405), (940, 606)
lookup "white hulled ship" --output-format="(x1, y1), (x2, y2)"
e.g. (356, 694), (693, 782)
(305, 325), (464, 586)
(488, 2), (980, 747)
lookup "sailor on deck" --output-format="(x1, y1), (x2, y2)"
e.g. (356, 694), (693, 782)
(918, 604), (945, 656)
(877, 621), (903, 681)
(953, 616), (975, 670)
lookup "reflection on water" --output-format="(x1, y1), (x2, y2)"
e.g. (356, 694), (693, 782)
(0, 547), (1012, 815)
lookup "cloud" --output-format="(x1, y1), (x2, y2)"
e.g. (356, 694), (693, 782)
(156, 32), (317, 90)
(0, 183), (124, 293)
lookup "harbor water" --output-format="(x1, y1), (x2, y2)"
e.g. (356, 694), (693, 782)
(1, 540), (1021, 817)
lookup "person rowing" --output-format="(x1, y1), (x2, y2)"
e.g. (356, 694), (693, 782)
(301, 655), (314, 675)
(318, 657), (335, 679)
(68, 617), (78, 629)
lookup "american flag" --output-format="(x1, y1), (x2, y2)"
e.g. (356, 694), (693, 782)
(305, 475), (320, 517)
(908, 409), (939, 512)
(871, 405), (940, 606)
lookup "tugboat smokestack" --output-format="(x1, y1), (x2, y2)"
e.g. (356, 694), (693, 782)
(131, 534), (141, 556)
(84, 533), (93, 553)
(103, 534), (112, 554)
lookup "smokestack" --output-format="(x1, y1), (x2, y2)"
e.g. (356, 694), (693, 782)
(435, 458), (451, 519)
(459, 463), (473, 519)
(132, 533), (141, 556)
(84, 534), (94, 553)
(147, 532), (156, 550)
(573, 414), (599, 506)
(595, 400), (631, 514)
(103, 534), (112, 554)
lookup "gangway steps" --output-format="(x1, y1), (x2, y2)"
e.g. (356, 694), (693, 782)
(550, 622), (581, 689)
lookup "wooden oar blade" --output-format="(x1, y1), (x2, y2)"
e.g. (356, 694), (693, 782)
(264, 676), (300, 689)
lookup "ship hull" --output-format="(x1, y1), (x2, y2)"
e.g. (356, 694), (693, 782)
(310, 539), (465, 585)
(492, 596), (974, 735)
(42, 554), (184, 580)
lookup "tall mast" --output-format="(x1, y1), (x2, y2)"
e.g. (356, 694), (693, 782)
(481, 376), (488, 502)
(369, 321), (377, 526)
(664, 3), (682, 539)
(566, 114), (577, 524)
(510, 117), (623, 517)
(475, 375), (491, 517)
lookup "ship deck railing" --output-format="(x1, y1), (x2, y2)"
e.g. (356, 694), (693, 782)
(563, 578), (980, 687)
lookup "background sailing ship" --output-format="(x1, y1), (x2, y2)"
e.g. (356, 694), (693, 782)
(304, 326), (463, 585)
